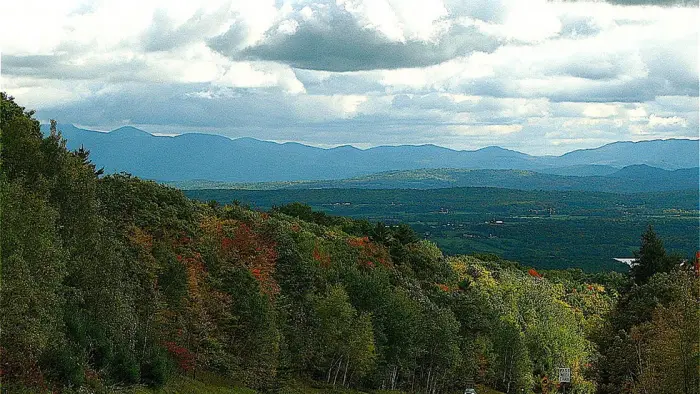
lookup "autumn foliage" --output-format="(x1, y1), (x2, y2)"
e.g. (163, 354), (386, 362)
(347, 236), (391, 269)
(204, 218), (280, 296)
(528, 268), (542, 278)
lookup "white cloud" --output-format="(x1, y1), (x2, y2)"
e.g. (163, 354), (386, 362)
(447, 124), (523, 136)
(648, 114), (689, 128)
(582, 103), (620, 118)
(1, 0), (697, 155)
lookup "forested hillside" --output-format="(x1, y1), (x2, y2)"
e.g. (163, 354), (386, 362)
(2, 93), (698, 394)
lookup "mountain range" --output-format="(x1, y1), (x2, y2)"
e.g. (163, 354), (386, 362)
(42, 124), (699, 185)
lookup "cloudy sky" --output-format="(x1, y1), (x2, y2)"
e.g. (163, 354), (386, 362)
(2, 0), (698, 154)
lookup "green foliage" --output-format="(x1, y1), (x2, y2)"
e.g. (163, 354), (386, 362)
(630, 224), (683, 284)
(594, 268), (699, 394)
(312, 285), (376, 387)
(0, 180), (67, 384)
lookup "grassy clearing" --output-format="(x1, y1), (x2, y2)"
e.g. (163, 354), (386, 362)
(127, 373), (254, 394)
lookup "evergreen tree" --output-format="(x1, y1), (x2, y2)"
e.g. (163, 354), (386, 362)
(631, 225), (677, 284)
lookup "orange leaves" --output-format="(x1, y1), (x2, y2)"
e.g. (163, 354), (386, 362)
(348, 236), (370, 248)
(436, 283), (450, 292)
(528, 268), (542, 278)
(183, 254), (205, 296)
(347, 236), (391, 270)
(204, 218), (280, 297)
(313, 245), (331, 268)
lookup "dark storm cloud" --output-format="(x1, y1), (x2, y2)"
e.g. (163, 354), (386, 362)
(208, 7), (502, 72)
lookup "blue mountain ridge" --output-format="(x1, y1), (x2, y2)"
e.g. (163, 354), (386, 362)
(41, 123), (699, 184)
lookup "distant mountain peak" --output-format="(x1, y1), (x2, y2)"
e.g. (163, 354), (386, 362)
(476, 146), (509, 151)
(110, 126), (151, 137)
(174, 132), (232, 143)
(331, 144), (361, 151)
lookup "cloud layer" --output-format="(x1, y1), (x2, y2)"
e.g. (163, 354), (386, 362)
(2, 0), (698, 154)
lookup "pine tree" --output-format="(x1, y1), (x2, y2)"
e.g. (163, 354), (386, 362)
(631, 225), (672, 284)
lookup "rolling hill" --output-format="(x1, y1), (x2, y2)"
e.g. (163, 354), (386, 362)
(169, 166), (699, 193)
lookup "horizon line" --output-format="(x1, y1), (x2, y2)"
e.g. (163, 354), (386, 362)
(45, 122), (700, 158)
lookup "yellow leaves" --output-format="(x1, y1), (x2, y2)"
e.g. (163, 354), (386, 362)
(199, 215), (239, 237)
(449, 257), (498, 289)
(127, 226), (153, 251)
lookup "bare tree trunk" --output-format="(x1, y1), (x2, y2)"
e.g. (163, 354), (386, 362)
(333, 355), (343, 387)
(635, 341), (648, 394)
(426, 367), (432, 394)
(411, 368), (416, 392)
(342, 358), (349, 387)
(328, 355), (341, 383)
(504, 349), (516, 394)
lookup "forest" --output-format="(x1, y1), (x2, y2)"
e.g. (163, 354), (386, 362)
(1, 92), (698, 394)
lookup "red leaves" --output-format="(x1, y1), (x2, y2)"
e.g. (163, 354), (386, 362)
(251, 268), (263, 281)
(221, 237), (235, 251)
(528, 268), (542, 278)
(313, 245), (331, 268)
(347, 236), (370, 248)
(208, 219), (280, 297)
(164, 341), (194, 372)
(347, 236), (391, 270)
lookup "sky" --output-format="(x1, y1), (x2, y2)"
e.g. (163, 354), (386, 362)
(1, 0), (698, 155)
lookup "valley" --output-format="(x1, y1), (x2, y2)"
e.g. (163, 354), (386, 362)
(185, 188), (699, 271)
